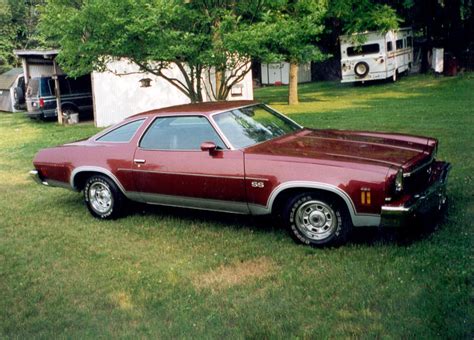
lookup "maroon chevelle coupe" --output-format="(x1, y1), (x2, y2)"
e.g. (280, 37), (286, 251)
(30, 101), (451, 246)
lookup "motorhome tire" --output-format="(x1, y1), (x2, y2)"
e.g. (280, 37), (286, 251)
(354, 62), (369, 77)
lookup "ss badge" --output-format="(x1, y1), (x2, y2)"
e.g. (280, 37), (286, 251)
(251, 181), (265, 188)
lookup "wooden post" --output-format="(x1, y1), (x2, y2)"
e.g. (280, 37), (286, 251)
(52, 59), (63, 124)
(21, 58), (30, 88)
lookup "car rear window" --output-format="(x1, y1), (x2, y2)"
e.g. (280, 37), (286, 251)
(97, 119), (145, 142)
(26, 79), (39, 98)
(347, 43), (380, 56)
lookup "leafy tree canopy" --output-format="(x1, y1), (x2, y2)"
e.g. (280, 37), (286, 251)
(0, 0), (46, 73)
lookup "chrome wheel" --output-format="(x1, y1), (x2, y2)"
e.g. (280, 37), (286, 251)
(88, 182), (113, 214)
(294, 200), (337, 241)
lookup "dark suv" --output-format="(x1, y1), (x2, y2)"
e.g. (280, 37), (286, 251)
(25, 74), (93, 120)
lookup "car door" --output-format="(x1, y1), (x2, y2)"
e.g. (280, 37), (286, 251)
(132, 115), (248, 214)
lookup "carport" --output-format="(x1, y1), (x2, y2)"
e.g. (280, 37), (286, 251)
(14, 49), (66, 123)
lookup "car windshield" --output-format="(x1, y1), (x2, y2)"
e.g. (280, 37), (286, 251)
(213, 104), (302, 149)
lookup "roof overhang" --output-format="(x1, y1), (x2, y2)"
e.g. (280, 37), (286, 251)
(14, 49), (60, 59)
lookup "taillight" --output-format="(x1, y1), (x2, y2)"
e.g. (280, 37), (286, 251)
(39, 98), (44, 108)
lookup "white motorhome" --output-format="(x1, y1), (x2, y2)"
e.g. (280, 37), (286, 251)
(340, 28), (413, 83)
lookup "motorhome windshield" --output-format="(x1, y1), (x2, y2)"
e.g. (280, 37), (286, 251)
(347, 43), (380, 56)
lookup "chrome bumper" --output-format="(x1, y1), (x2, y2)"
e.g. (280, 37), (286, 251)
(29, 170), (49, 186)
(381, 162), (451, 227)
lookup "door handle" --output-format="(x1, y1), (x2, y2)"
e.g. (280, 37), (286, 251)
(134, 159), (146, 164)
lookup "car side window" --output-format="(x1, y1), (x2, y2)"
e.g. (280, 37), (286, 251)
(140, 116), (226, 150)
(59, 77), (71, 95)
(97, 119), (145, 142)
(70, 75), (92, 94)
(396, 39), (404, 50)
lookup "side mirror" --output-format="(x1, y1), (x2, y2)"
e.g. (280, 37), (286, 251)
(200, 141), (217, 154)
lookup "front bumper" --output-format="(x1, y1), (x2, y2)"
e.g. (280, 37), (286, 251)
(380, 161), (451, 227)
(29, 170), (49, 186)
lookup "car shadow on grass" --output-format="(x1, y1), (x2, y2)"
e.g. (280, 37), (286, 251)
(129, 202), (443, 247)
(349, 215), (445, 247)
(132, 203), (283, 235)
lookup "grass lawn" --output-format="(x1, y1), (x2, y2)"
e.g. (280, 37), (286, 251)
(1, 74), (472, 338)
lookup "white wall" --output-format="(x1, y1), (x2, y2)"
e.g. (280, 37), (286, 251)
(92, 60), (190, 127)
(92, 59), (253, 127)
(202, 65), (254, 102)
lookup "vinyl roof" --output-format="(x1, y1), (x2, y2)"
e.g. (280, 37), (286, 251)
(0, 68), (23, 90)
(133, 100), (259, 118)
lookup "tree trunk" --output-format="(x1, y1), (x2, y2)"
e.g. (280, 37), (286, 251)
(215, 69), (225, 100)
(289, 62), (299, 105)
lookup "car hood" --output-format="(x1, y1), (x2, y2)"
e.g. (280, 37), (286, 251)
(244, 129), (436, 171)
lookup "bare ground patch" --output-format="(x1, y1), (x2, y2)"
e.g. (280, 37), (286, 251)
(110, 291), (133, 310)
(192, 257), (278, 291)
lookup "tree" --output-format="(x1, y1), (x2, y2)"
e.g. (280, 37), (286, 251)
(259, 0), (327, 105)
(0, 0), (46, 73)
(388, 0), (473, 56)
(244, 0), (326, 105)
(185, 0), (271, 100)
(0, 0), (15, 73)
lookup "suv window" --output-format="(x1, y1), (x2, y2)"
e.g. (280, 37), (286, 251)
(41, 79), (53, 97)
(26, 78), (39, 97)
(387, 41), (393, 52)
(97, 119), (145, 142)
(140, 116), (225, 150)
(59, 77), (71, 95)
(70, 75), (92, 94)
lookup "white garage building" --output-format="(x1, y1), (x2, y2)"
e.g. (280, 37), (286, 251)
(92, 59), (254, 127)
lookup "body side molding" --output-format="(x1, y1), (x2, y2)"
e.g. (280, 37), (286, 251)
(127, 191), (250, 214)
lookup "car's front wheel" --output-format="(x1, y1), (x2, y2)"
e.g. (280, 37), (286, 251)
(84, 175), (125, 219)
(282, 193), (352, 247)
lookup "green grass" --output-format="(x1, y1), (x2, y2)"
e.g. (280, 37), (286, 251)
(1, 74), (473, 338)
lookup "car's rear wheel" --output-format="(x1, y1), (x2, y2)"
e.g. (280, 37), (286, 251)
(84, 175), (125, 219)
(282, 192), (352, 247)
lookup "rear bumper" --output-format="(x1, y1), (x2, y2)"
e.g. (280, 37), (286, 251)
(29, 169), (71, 189)
(29, 170), (48, 186)
(380, 162), (451, 227)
